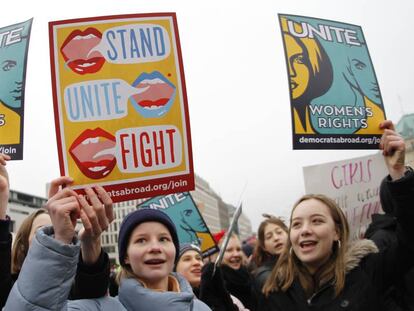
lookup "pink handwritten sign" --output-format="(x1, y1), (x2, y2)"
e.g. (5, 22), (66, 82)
(303, 153), (387, 240)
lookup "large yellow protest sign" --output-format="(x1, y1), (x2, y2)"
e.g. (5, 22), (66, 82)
(49, 13), (194, 202)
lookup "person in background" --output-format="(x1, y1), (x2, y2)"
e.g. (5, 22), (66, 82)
(5, 207), (211, 310)
(109, 264), (120, 297)
(218, 233), (258, 310)
(0, 168), (113, 308)
(241, 237), (255, 267)
(175, 243), (246, 310)
(259, 120), (414, 311)
(175, 243), (204, 294)
(251, 215), (288, 295)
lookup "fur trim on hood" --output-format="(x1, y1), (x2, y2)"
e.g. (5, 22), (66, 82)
(344, 239), (379, 274)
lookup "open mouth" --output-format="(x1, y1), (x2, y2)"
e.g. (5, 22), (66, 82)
(290, 80), (298, 90)
(191, 268), (202, 274)
(299, 240), (317, 251)
(274, 243), (284, 250)
(130, 71), (176, 118)
(60, 27), (105, 74)
(229, 257), (242, 265)
(69, 128), (116, 179)
(145, 258), (166, 265)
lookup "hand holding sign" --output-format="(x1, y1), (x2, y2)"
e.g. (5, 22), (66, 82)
(379, 120), (406, 181)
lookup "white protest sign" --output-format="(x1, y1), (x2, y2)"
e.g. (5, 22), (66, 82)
(303, 152), (387, 240)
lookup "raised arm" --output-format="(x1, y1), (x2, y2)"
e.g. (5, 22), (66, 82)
(47, 177), (114, 300)
(364, 120), (414, 296)
(0, 153), (12, 308)
(70, 186), (114, 299)
(379, 120), (407, 181)
(379, 120), (414, 245)
(4, 178), (81, 311)
(4, 179), (113, 310)
(0, 153), (10, 219)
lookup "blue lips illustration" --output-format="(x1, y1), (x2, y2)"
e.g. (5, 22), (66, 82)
(130, 71), (176, 118)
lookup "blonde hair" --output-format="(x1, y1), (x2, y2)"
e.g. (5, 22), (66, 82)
(11, 208), (48, 274)
(116, 265), (135, 285)
(218, 232), (240, 248)
(263, 194), (349, 298)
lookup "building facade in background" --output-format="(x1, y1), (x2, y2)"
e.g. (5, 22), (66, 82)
(190, 175), (221, 233)
(7, 173), (253, 264)
(6, 190), (47, 235)
(101, 174), (253, 263)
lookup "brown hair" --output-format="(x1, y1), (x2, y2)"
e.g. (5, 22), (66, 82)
(11, 208), (48, 274)
(252, 215), (288, 267)
(263, 194), (349, 298)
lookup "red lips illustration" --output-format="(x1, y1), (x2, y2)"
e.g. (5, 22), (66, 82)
(61, 27), (105, 75)
(69, 128), (116, 179)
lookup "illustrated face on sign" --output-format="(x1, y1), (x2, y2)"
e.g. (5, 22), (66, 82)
(164, 195), (208, 246)
(345, 47), (380, 105)
(286, 33), (310, 100)
(130, 71), (176, 118)
(180, 208), (208, 245)
(60, 28), (105, 75)
(69, 127), (117, 179)
(0, 42), (25, 109)
(178, 206), (208, 234)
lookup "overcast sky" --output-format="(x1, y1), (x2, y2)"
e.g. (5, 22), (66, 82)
(4, 0), (414, 230)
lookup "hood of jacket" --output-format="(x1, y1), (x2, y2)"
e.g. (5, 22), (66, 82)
(118, 272), (203, 311)
(344, 239), (379, 274)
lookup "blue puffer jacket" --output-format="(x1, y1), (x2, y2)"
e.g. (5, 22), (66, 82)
(4, 227), (211, 311)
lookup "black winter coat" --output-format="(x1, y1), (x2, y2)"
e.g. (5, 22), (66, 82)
(259, 169), (414, 311)
(252, 256), (278, 296)
(222, 265), (258, 310)
(259, 240), (388, 311)
(364, 168), (414, 311)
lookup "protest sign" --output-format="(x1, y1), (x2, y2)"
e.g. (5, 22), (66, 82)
(49, 13), (194, 202)
(138, 192), (219, 256)
(303, 152), (387, 240)
(279, 14), (386, 149)
(0, 19), (32, 160)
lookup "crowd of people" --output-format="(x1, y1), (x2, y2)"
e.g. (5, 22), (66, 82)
(0, 120), (413, 310)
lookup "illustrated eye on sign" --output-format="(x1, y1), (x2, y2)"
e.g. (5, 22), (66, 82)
(60, 24), (171, 75)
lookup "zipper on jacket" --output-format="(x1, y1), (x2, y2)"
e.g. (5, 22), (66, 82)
(307, 281), (334, 306)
